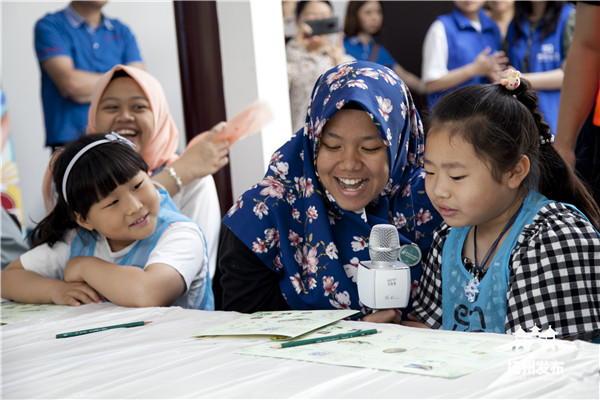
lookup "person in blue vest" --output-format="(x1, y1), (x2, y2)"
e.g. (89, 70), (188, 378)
(409, 70), (600, 342)
(421, 1), (507, 110)
(343, 1), (423, 95)
(505, 1), (575, 136)
(0, 133), (213, 310)
(35, 1), (144, 152)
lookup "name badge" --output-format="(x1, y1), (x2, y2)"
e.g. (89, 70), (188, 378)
(399, 244), (421, 267)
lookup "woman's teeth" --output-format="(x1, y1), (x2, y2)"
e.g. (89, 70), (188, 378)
(337, 178), (366, 191)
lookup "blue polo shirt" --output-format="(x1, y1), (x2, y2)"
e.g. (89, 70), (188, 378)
(343, 36), (396, 69)
(35, 5), (142, 147)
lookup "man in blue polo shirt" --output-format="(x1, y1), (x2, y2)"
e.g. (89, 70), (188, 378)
(35, 1), (144, 151)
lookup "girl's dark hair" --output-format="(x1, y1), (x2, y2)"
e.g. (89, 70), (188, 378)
(512, 1), (566, 43)
(29, 134), (148, 247)
(344, 1), (383, 37)
(427, 80), (600, 230)
(295, 0), (333, 19)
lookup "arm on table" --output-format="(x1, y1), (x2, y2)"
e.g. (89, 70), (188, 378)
(63, 257), (185, 307)
(0, 259), (103, 306)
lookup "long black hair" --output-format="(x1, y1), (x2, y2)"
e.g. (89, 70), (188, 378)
(512, 1), (567, 43)
(427, 79), (600, 230)
(30, 133), (148, 247)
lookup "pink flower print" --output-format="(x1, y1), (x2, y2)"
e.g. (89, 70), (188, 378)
(253, 202), (269, 219)
(264, 228), (279, 248)
(322, 276), (339, 296)
(336, 100), (346, 110)
(347, 79), (368, 89)
(330, 80), (342, 91)
(292, 208), (300, 220)
(227, 197), (244, 217)
(400, 101), (408, 120)
(269, 162), (289, 179)
(306, 206), (318, 223)
(304, 178), (314, 198)
(290, 273), (304, 294)
(401, 182), (411, 197)
(417, 208), (433, 226)
(343, 257), (360, 282)
(314, 118), (326, 141)
(307, 277), (317, 290)
(326, 65), (351, 85)
(351, 236), (367, 252)
(288, 229), (303, 246)
(294, 176), (306, 195)
(380, 71), (397, 85)
(407, 152), (416, 165)
(323, 94), (331, 106)
(329, 291), (351, 309)
(376, 96), (393, 122)
(270, 151), (283, 164)
(295, 245), (318, 274)
(259, 176), (286, 199)
(274, 256), (283, 270)
(393, 212), (407, 228)
(356, 68), (379, 79)
(385, 128), (392, 146)
(252, 238), (268, 253)
(286, 191), (296, 205)
(325, 242), (338, 259)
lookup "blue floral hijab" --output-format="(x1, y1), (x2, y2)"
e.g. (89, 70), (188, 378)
(223, 61), (441, 313)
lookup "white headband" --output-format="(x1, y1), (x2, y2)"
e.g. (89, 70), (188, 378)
(61, 132), (135, 204)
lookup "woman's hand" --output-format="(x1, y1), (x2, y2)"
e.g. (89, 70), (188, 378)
(178, 121), (230, 180)
(362, 309), (403, 324)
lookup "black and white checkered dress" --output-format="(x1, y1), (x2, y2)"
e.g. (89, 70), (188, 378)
(412, 202), (600, 340)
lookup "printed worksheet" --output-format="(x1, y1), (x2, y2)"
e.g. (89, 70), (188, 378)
(237, 321), (532, 378)
(0, 300), (68, 325)
(195, 309), (359, 339)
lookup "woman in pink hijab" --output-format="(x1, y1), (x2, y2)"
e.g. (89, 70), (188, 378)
(87, 64), (228, 279)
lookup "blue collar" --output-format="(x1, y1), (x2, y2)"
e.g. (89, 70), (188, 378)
(64, 4), (114, 32)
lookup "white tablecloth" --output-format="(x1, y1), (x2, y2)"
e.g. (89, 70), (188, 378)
(2, 303), (599, 399)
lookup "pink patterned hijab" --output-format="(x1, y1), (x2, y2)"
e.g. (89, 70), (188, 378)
(87, 64), (179, 172)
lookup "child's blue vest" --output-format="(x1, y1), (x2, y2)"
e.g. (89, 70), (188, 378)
(428, 7), (502, 108)
(70, 189), (214, 310)
(441, 191), (552, 333)
(506, 4), (574, 135)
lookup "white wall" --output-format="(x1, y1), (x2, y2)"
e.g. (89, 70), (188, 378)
(1, 0), (183, 230)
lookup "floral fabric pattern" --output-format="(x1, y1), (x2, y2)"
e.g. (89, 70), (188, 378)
(223, 61), (441, 314)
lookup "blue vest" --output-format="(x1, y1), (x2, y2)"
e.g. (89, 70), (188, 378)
(343, 36), (396, 69)
(506, 4), (574, 136)
(428, 8), (502, 108)
(441, 191), (552, 333)
(70, 190), (214, 310)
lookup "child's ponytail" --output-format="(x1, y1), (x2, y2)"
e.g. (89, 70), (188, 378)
(514, 80), (600, 229)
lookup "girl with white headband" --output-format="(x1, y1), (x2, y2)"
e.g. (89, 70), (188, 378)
(1, 133), (214, 310)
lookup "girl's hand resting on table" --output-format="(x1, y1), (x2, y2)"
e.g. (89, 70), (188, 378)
(51, 281), (103, 306)
(362, 309), (403, 324)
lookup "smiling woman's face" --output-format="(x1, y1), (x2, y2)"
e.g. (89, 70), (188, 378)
(316, 109), (389, 212)
(94, 77), (154, 154)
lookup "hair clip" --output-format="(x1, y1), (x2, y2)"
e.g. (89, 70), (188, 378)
(500, 68), (521, 91)
(107, 131), (135, 149)
(539, 134), (555, 146)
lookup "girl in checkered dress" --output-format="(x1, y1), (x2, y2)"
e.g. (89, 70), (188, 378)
(410, 70), (600, 341)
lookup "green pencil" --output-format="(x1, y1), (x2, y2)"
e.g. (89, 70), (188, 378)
(274, 328), (378, 349)
(55, 321), (151, 339)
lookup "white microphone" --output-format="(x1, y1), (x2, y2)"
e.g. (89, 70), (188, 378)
(357, 224), (411, 309)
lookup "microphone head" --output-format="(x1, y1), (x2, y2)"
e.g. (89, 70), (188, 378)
(368, 224), (401, 263)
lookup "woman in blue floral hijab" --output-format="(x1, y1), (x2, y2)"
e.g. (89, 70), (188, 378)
(219, 60), (441, 318)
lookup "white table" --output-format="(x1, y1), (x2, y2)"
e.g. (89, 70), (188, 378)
(2, 302), (598, 398)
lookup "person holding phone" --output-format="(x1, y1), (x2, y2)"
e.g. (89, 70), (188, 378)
(286, 0), (354, 132)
